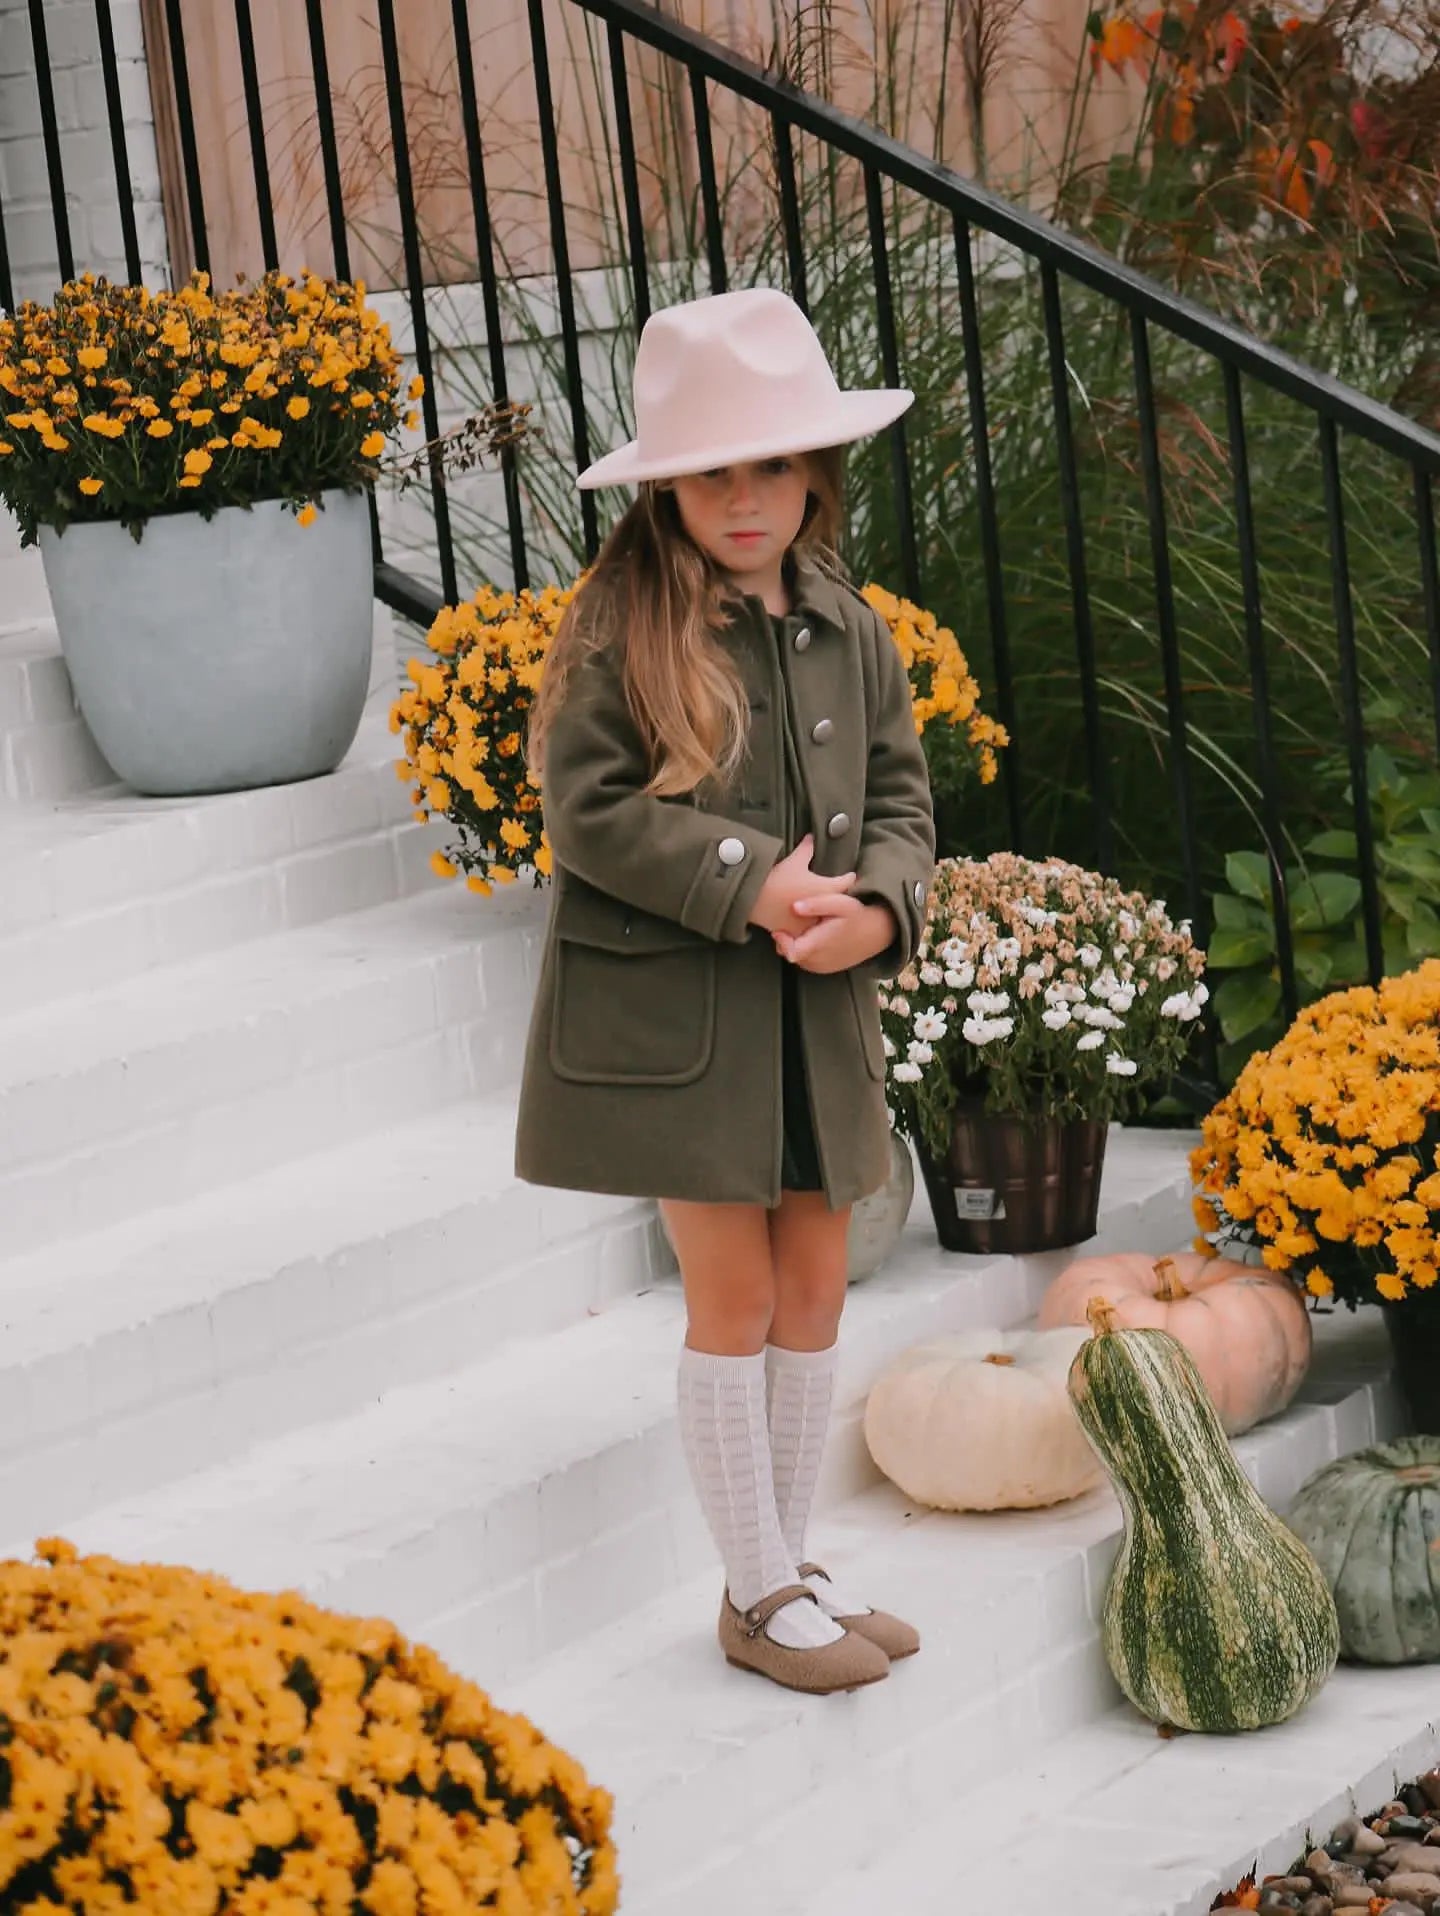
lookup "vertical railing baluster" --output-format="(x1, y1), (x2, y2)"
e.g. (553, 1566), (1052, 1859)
(377, 0), (457, 606)
(1318, 417), (1383, 982)
(304, 0), (350, 279)
(1416, 464), (1440, 767)
(953, 213), (1021, 853)
(1132, 311), (1217, 1087)
(0, 186), (14, 312)
(162, 0), (208, 276)
(233, 0), (278, 271)
(690, 68), (727, 295)
(27, 0), (72, 284)
(1040, 261), (1111, 873)
(93, 0), (140, 283)
(771, 114), (808, 314)
(1223, 366), (1297, 1023)
(607, 23), (650, 330)
(1130, 314), (1202, 930)
(864, 165), (918, 601)
(452, 0), (528, 590)
(526, 0), (597, 559)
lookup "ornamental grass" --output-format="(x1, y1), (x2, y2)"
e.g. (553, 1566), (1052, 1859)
(393, 577), (1005, 892)
(1191, 959), (1440, 1307)
(0, 1539), (617, 1916)
(0, 271), (420, 542)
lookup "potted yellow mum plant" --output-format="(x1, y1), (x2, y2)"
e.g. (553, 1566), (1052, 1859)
(1191, 959), (1440, 1434)
(0, 270), (422, 795)
(0, 1537), (619, 1914)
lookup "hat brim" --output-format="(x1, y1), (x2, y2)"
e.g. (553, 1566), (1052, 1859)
(576, 387), (914, 490)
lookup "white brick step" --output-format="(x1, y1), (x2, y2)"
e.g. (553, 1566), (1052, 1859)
(501, 1312), (1400, 1916)
(0, 884), (545, 1253)
(42, 1133), (1195, 1682)
(0, 620), (119, 803)
(0, 1091), (663, 1538)
(806, 1666), (1440, 1916)
(0, 708), (445, 1013)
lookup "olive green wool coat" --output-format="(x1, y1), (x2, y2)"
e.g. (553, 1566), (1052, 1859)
(513, 557), (936, 1209)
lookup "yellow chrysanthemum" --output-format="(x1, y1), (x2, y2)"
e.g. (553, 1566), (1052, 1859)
(360, 429), (386, 458)
(430, 850), (457, 880)
(77, 476), (102, 495)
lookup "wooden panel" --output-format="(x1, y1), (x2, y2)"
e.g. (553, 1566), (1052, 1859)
(142, 0), (1144, 293)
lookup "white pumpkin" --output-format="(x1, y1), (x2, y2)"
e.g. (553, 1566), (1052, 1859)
(863, 1326), (1105, 1510)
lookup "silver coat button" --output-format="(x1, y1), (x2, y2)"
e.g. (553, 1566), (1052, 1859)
(793, 627), (812, 652)
(913, 880), (926, 907)
(811, 718), (834, 744)
(717, 836), (747, 867)
(826, 812), (850, 839)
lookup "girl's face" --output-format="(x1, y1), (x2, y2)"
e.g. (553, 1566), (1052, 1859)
(668, 456), (812, 587)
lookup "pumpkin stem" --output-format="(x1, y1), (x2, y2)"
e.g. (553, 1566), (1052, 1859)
(1154, 1256), (1189, 1301)
(1086, 1296), (1120, 1337)
(983, 1352), (1016, 1366)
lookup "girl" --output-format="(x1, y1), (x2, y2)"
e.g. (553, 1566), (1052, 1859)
(516, 287), (936, 1696)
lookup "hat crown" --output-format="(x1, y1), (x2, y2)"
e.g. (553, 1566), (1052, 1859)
(631, 289), (841, 470)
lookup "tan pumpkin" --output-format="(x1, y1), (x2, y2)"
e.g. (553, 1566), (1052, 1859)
(863, 1326), (1106, 1510)
(1037, 1250), (1311, 1436)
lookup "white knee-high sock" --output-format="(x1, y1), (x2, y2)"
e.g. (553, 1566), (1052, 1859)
(766, 1340), (872, 1619)
(676, 1346), (843, 1650)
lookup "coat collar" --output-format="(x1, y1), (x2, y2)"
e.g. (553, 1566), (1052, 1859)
(730, 551), (850, 637)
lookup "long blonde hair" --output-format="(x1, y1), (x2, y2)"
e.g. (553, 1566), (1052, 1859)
(527, 446), (845, 797)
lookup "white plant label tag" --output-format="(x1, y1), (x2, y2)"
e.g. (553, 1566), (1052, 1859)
(955, 1188), (1006, 1220)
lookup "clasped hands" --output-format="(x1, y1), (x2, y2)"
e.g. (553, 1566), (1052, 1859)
(748, 833), (895, 975)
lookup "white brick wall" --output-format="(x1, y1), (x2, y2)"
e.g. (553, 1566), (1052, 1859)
(0, 0), (169, 306)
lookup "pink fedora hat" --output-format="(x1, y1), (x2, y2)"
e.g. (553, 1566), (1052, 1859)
(577, 287), (913, 490)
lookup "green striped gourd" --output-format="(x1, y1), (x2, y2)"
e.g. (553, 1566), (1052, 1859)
(1067, 1301), (1339, 1732)
(1287, 1437), (1440, 1664)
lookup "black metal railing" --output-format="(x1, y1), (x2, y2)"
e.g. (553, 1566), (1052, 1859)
(5, 0), (1440, 1092)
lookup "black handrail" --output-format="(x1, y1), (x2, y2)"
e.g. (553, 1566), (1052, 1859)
(576, 0), (1440, 475)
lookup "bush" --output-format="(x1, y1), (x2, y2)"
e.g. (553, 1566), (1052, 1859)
(0, 271), (420, 542)
(0, 1538), (618, 1916)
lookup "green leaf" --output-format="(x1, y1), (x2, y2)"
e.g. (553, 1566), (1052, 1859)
(1211, 892), (1260, 930)
(1225, 849), (1272, 905)
(1407, 904), (1440, 959)
(1305, 829), (1357, 860)
(1377, 839), (1440, 883)
(1215, 970), (1283, 1043)
(1421, 809), (1440, 837)
(1379, 878), (1419, 923)
(1206, 924), (1275, 968)
(1289, 871), (1362, 930)
(1292, 945), (1334, 990)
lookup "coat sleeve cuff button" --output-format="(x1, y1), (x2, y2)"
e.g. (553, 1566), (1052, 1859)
(718, 836), (747, 867)
(913, 879), (927, 907)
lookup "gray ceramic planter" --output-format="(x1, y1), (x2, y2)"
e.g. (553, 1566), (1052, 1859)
(39, 488), (373, 796)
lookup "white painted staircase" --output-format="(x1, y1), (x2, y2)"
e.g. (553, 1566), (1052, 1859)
(1, 533), (1433, 1916)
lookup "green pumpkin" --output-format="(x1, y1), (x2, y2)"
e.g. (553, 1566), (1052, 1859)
(1287, 1436), (1440, 1664)
(1068, 1304), (1339, 1732)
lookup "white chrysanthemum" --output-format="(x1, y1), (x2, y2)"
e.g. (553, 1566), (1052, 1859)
(919, 963), (944, 987)
(914, 1010), (948, 1042)
(1106, 1055), (1138, 1076)
(967, 989), (1010, 1016)
(907, 1039), (934, 1065)
(1108, 990), (1135, 1013)
(1088, 1008), (1123, 1031)
(1075, 1029), (1106, 1052)
(1156, 957), (1177, 981)
(1192, 981), (1210, 1006)
(1042, 1006), (1072, 1030)
(882, 1034), (897, 1058)
(1160, 991), (1190, 1018)
(1078, 944), (1102, 968)
(945, 963), (975, 989)
(940, 938), (968, 966)
(892, 1060), (923, 1083)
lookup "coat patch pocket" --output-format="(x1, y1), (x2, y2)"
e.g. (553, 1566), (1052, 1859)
(847, 969), (887, 1082)
(550, 893), (717, 1086)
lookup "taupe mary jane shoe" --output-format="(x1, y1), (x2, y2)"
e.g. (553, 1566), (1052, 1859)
(718, 1583), (891, 1694)
(798, 1560), (921, 1661)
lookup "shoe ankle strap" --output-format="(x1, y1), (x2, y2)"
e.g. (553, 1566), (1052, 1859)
(797, 1561), (829, 1582)
(741, 1583), (819, 1637)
